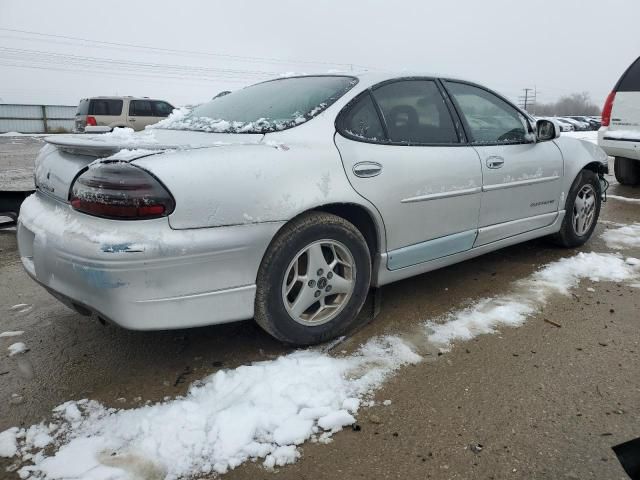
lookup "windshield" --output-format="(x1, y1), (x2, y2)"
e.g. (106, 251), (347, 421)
(155, 75), (357, 133)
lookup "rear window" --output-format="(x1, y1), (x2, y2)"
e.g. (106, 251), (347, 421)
(76, 99), (89, 116)
(156, 75), (357, 133)
(616, 57), (640, 92)
(89, 99), (123, 116)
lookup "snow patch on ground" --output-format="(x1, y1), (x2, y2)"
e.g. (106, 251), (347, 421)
(601, 223), (640, 250)
(5, 336), (420, 479)
(426, 252), (640, 349)
(607, 195), (640, 205)
(0, 330), (24, 338)
(8, 342), (28, 356)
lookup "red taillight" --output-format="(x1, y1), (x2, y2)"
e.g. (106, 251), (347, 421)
(601, 91), (616, 127)
(69, 162), (175, 220)
(86, 116), (97, 127)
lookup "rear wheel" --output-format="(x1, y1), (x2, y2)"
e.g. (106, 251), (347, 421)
(255, 212), (371, 345)
(614, 157), (640, 185)
(553, 169), (601, 248)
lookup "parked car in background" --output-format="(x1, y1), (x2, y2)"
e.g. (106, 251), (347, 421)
(20, 73), (608, 345)
(558, 117), (590, 131)
(552, 118), (575, 132)
(598, 56), (640, 185)
(74, 96), (175, 133)
(567, 116), (601, 131)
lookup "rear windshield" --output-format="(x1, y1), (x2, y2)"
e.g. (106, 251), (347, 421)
(89, 99), (123, 116)
(616, 57), (640, 92)
(155, 76), (357, 133)
(76, 99), (89, 116)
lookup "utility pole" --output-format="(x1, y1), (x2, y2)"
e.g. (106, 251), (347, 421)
(518, 87), (536, 113)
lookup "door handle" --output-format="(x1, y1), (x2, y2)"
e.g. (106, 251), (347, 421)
(353, 162), (382, 178)
(129, 118), (136, 121)
(486, 156), (504, 169)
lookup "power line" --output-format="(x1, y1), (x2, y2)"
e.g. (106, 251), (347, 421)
(0, 47), (280, 79)
(0, 26), (367, 70)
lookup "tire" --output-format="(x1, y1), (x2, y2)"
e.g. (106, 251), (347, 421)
(255, 211), (371, 345)
(552, 169), (601, 248)
(614, 157), (640, 185)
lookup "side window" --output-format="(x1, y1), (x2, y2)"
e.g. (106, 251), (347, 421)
(338, 93), (385, 141)
(445, 82), (531, 144)
(372, 80), (459, 144)
(153, 101), (174, 117)
(617, 57), (640, 92)
(129, 100), (153, 117)
(89, 99), (122, 116)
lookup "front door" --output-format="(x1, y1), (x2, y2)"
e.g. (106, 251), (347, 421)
(335, 79), (483, 270)
(444, 81), (563, 245)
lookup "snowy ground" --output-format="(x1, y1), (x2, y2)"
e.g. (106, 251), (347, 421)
(1, 134), (640, 479)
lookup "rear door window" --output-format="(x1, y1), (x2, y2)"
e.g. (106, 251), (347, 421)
(338, 93), (386, 141)
(89, 99), (123, 116)
(445, 82), (531, 144)
(152, 101), (174, 117)
(371, 80), (459, 144)
(129, 100), (154, 116)
(616, 57), (640, 92)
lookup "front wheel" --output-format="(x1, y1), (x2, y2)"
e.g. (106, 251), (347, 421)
(552, 169), (601, 248)
(255, 212), (371, 345)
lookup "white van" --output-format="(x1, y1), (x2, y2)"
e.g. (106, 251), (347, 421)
(74, 96), (174, 133)
(598, 56), (640, 185)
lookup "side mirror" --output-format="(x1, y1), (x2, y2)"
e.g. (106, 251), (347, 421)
(536, 119), (560, 141)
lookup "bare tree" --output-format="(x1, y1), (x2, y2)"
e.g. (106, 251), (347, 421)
(530, 92), (601, 116)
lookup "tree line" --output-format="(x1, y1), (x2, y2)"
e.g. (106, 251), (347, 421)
(528, 92), (601, 116)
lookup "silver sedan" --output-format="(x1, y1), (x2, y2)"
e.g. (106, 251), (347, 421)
(18, 73), (609, 345)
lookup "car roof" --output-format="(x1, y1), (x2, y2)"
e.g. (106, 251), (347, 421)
(81, 96), (170, 101)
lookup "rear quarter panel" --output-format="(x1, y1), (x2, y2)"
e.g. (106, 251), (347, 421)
(132, 120), (384, 244)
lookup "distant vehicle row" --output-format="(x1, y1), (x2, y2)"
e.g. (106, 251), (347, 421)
(74, 96), (174, 133)
(536, 116), (601, 132)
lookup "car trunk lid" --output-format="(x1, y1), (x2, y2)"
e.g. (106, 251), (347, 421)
(35, 129), (264, 203)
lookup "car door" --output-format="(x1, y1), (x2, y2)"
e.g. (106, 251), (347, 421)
(443, 81), (563, 246)
(334, 79), (483, 270)
(127, 100), (157, 130)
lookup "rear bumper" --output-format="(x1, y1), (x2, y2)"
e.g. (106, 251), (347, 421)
(598, 129), (640, 160)
(17, 193), (284, 330)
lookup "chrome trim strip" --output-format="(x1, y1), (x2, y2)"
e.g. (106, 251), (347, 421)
(401, 186), (482, 204)
(482, 175), (560, 192)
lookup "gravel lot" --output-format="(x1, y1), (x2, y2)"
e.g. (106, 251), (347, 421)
(1, 134), (639, 479)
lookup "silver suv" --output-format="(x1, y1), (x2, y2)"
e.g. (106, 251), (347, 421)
(74, 96), (174, 133)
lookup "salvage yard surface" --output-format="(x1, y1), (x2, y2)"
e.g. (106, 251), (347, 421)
(1, 132), (640, 479)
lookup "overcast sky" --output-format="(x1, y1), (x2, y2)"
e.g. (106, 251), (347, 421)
(1, 0), (639, 109)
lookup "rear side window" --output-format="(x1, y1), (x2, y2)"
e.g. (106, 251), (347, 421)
(338, 93), (385, 141)
(445, 82), (530, 144)
(129, 100), (153, 116)
(153, 101), (174, 117)
(372, 80), (459, 144)
(616, 57), (640, 92)
(89, 99), (123, 116)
